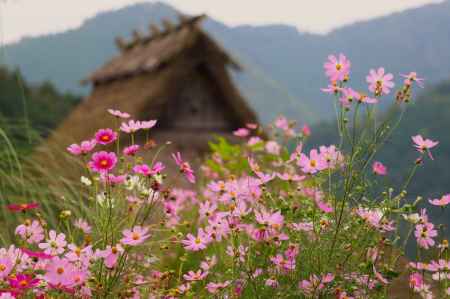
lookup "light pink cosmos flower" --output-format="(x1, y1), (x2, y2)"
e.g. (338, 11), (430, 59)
(0, 292), (15, 299)
(412, 135), (439, 160)
(372, 161), (388, 176)
(298, 149), (327, 174)
(74, 218), (92, 234)
(339, 88), (358, 108)
(67, 139), (96, 155)
(108, 109), (130, 119)
(121, 226), (150, 246)
(206, 281), (231, 294)
(270, 254), (296, 272)
(415, 222), (437, 249)
(172, 152), (196, 184)
(299, 273), (335, 297)
(366, 67), (395, 96)
(314, 191), (333, 214)
(123, 144), (140, 156)
(233, 128), (250, 137)
(38, 230), (67, 255)
(356, 92), (378, 104)
(88, 151), (117, 173)
(15, 220), (44, 244)
(324, 53), (351, 82)
(0, 257), (13, 279)
(140, 120), (157, 130)
(277, 172), (305, 182)
(291, 222), (314, 232)
(321, 83), (343, 94)
(319, 145), (343, 169)
(429, 194), (450, 206)
(255, 210), (284, 229)
(120, 120), (142, 133)
(94, 128), (118, 145)
(265, 141), (281, 155)
(247, 136), (262, 146)
(182, 228), (211, 251)
(401, 72), (424, 88)
(133, 162), (165, 177)
(183, 269), (208, 281)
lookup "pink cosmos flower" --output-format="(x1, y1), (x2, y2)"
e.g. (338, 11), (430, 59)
(265, 141), (281, 155)
(206, 281), (231, 294)
(372, 161), (388, 176)
(182, 228), (210, 251)
(429, 194), (450, 206)
(233, 128), (250, 137)
(265, 278), (279, 288)
(246, 123), (258, 129)
(412, 135), (439, 160)
(356, 92), (378, 104)
(277, 172), (305, 182)
(183, 269), (208, 281)
(7, 202), (39, 212)
(88, 151), (117, 173)
(366, 67), (395, 96)
(38, 230), (67, 255)
(120, 226), (150, 246)
(9, 273), (40, 290)
(321, 82), (343, 94)
(0, 293), (15, 299)
(298, 149), (327, 174)
(74, 218), (92, 234)
(95, 128), (118, 145)
(299, 273), (335, 297)
(45, 256), (78, 288)
(255, 210), (284, 229)
(140, 120), (157, 130)
(0, 257), (13, 279)
(324, 53), (351, 82)
(120, 120), (142, 133)
(319, 145), (343, 169)
(302, 124), (311, 137)
(172, 152), (196, 183)
(66, 139), (96, 155)
(339, 88), (359, 108)
(123, 144), (140, 156)
(291, 222), (314, 232)
(270, 254), (296, 272)
(100, 173), (126, 185)
(247, 136), (262, 146)
(415, 222), (437, 249)
(314, 191), (333, 213)
(133, 162), (164, 177)
(401, 72), (424, 88)
(97, 245), (124, 268)
(15, 219), (44, 244)
(108, 109), (130, 119)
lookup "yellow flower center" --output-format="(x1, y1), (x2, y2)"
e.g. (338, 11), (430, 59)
(336, 63), (342, 70)
(57, 267), (65, 274)
(0, 264), (6, 271)
(132, 232), (140, 240)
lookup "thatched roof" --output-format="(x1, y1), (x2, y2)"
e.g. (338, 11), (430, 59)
(82, 14), (240, 85)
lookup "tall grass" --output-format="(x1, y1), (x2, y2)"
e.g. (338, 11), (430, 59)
(0, 123), (88, 245)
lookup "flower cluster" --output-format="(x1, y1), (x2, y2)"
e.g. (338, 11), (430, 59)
(2, 55), (448, 298)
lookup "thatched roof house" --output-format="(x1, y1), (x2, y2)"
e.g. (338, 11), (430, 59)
(44, 14), (259, 174)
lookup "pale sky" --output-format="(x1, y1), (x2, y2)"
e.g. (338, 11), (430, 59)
(0, 0), (444, 44)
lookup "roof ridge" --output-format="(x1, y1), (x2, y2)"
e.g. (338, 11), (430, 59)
(115, 14), (206, 52)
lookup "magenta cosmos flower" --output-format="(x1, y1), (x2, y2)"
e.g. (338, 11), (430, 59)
(123, 144), (140, 156)
(7, 202), (39, 212)
(9, 273), (40, 290)
(66, 139), (96, 155)
(95, 128), (118, 145)
(107, 108), (130, 119)
(172, 152), (196, 183)
(366, 67), (395, 96)
(372, 161), (388, 176)
(429, 194), (450, 206)
(88, 151), (117, 173)
(120, 226), (150, 246)
(412, 135), (439, 160)
(323, 53), (351, 82)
